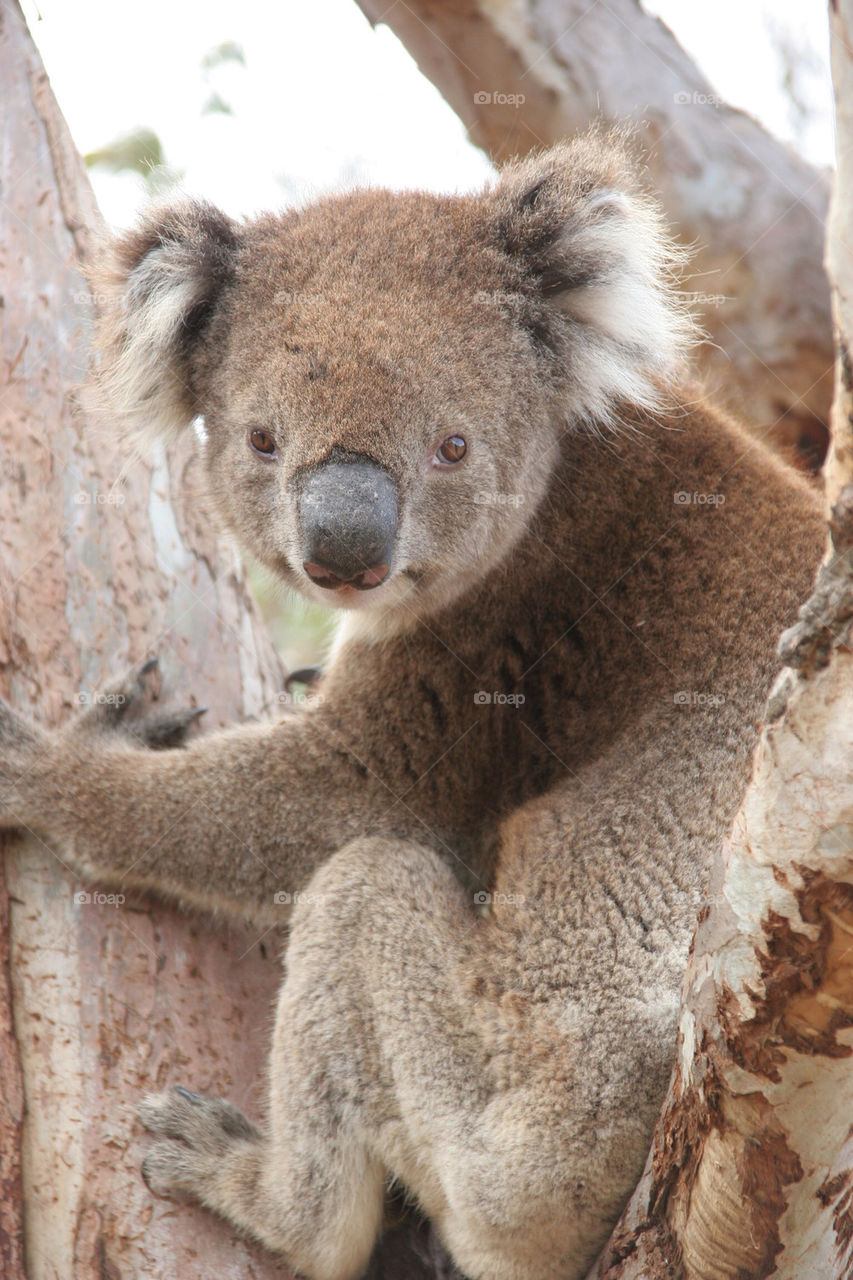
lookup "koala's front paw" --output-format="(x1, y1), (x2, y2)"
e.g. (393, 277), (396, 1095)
(0, 659), (204, 835)
(73, 657), (206, 750)
(139, 1087), (261, 1199)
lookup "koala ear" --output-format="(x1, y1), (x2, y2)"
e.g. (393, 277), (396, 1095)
(86, 199), (239, 449)
(492, 131), (695, 425)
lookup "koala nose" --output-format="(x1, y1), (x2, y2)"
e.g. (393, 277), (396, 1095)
(298, 456), (398, 591)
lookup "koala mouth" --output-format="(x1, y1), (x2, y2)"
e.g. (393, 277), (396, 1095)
(302, 561), (391, 592)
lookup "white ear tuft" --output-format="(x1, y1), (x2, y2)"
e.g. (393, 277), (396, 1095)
(86, 200), (238, 451)
(493, 131), (696, 427)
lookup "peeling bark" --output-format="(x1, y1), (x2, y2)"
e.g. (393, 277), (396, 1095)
(587, 661), (853, 1279)
(356, 0), (832, 466)
(0, 871), (25, 1280)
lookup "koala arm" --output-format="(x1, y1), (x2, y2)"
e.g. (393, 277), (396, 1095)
(0, 658), (430, 917)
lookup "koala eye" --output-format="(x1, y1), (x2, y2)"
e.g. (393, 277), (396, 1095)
(249, 429), (277, 458)
(435, 436), (467, 467)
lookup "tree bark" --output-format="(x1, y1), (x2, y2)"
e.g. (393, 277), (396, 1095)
(356, 0), (832, 467)
(0, 5), (291, 1277)
(582, 5), (853, 1276)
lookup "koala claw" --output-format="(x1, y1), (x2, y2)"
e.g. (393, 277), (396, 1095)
(139, 1088), (261, 1196)
(75, 659), (205, 750)
(126, 704), (207, 751)
(173, 1085), (206, 1104)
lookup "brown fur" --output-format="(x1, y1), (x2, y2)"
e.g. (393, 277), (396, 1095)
(0, 132), (824, 1279)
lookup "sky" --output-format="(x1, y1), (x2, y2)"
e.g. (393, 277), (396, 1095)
(19, 0), (834, 228)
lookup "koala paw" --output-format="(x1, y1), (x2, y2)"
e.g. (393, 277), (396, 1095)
(139, 1087), (261, 1199)
(74, 657), (206, 750)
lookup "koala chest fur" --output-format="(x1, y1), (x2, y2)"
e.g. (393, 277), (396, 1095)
(0, 129), (826, 1280)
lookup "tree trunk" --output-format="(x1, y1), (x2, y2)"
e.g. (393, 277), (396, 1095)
(356, 0), (832, 467)
(583, 6), (853, 1276)
(0, 5), (289, 1277)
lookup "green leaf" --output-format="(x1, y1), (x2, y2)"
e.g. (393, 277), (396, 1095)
(201, 41), (246, 71)
(84, 128), (165, 178)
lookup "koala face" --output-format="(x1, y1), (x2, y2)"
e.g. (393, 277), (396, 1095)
(89, 131), (690, 623)
(194, 190), (567, 620)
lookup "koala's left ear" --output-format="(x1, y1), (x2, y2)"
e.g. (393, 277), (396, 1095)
(86, 199), (239, 449)
(491, 131), (694, 424)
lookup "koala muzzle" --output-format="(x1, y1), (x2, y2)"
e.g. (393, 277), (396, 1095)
(298, 456), (398, 591)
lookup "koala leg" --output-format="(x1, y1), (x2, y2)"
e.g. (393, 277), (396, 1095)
(139, 1085), (384, 1280)
(141, 835), (649, 1280)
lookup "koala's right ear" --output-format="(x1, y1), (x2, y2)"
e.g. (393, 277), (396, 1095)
(86, 200), (239, 449)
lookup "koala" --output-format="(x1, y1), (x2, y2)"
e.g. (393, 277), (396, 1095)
(0, 130), (825, 1280)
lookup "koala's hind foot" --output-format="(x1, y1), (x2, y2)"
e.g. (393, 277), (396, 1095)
(139, 1084), (385, 1280)
(140, 1087), (262, 1201)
